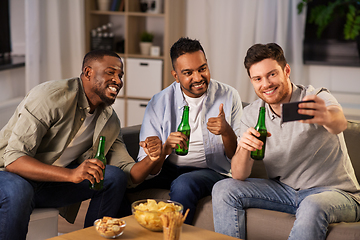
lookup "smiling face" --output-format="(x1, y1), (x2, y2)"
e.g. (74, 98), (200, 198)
(171, 50), (210, 98)
(83, 55), (124, 110)
(249, 58), (292, 106)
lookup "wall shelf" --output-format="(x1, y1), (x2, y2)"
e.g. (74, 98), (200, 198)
(85, 0), (185, 126)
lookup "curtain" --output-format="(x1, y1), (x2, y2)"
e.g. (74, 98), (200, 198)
(186, 0), (307, 103)
(25, 0), (85, 92)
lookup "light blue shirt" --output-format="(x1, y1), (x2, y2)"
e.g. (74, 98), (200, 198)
(138, 79), (243, 176)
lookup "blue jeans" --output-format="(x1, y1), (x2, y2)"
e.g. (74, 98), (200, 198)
(0, 165), (127, 240)
(212, 178), (360, 240)
(129, 160), (227, 224)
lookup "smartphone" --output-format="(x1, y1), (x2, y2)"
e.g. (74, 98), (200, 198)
(281, 100), (315, 123)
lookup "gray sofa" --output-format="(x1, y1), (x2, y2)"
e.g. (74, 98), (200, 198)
(122, 119), (360, 240)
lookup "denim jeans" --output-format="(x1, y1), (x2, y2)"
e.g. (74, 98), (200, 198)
(212, 178), (360, 240)
(128, 160), (227, 224)
(0, 165), (127, 240)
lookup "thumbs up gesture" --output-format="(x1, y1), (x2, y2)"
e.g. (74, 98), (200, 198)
(207, 103), (229, 135)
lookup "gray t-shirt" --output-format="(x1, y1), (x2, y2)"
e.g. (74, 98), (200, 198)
(240, 84), (360, 201)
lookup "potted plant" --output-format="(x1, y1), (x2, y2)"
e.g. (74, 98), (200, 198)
(297, 0), (360, 56)
(139, 31), (154, 55)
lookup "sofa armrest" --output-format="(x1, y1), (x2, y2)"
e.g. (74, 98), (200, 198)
(344, 121), (360, 183)
(121, 124), (141, 161)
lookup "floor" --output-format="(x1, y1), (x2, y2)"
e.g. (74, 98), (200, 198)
(57, 199), (90, 234)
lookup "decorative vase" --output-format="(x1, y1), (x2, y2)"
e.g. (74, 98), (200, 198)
(97, 0), (111, 11)
(140, 42), (152, 55)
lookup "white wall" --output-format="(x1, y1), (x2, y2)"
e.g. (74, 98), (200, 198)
(305, 65), (360, 121)
(0, 0), (26, 129)
(10, 0), (25, 55)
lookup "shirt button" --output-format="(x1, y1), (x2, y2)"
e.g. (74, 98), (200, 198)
(81, 118), (84, 121)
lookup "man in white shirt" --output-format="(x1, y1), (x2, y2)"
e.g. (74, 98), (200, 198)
(134, 37), (243, 224)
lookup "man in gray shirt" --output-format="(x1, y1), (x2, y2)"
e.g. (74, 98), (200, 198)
(212, 43), (360, 240)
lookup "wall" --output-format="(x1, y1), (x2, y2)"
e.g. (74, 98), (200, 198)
(0, 0), (25, 129)
(305, 65), (360, 121)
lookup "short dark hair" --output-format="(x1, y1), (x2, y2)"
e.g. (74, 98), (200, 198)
(82, 49), (120, 72)
(170, 37), (206, 69)
(244, 43), (287, 76)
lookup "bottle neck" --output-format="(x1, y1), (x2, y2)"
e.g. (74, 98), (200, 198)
(96, 136), (106, 157)
(182, 106), (189, 123)
(256, 107), (266, 127)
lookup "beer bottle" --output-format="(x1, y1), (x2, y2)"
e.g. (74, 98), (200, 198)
(175, 106), (190, 155)
(251, 107), (267, 160)
(90, 136), (106, 190)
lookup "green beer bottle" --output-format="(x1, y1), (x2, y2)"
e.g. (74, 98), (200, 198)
(251, 107), (267, 160)
(175, 106), (190, 156)
(90, 136), (106, 190)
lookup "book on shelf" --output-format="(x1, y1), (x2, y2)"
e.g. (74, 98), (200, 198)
(110, 0), (124, 11)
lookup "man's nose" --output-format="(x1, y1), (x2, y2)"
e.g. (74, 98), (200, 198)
(262, 77), (271, 88)
(193, 71), (202, 81)
(113, 75), (123, 86)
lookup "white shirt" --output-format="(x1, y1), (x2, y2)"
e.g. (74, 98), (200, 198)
(167, 93), (207, 168)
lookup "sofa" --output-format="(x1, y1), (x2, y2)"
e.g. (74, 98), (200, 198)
(122, 119), (360, 240)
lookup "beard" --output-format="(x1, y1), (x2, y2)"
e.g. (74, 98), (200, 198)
(256, 79), (292, 105)
(99, 93), (116, 106)
(93, 83), (117, 106)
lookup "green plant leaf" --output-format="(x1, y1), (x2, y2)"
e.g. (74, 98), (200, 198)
(344, 4), (360, 40)
(301, 0), (360, 39)
(140, 31), (154, 42)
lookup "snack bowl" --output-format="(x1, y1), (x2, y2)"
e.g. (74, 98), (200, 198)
(131, 199), (183, 231)
(94, 217), (126, 238)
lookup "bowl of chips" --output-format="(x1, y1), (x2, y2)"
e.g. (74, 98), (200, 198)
(94, 216), (126, 238)
(131, 199), (183, 231)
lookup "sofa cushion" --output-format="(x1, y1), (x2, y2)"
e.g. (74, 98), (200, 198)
(126, 188), (170, 203)
(246, 208), (360, 240)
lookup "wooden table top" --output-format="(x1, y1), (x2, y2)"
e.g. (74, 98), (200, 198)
(48, 215), (238, 240)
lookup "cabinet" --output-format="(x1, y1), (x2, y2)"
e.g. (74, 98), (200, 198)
(84, 0), (185, 126)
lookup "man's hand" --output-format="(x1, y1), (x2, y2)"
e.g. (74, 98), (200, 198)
(207, 104), (230, 135)
(162, 132), (188, 156)
(298, 95), (347, 134)
(139, 136), (162, 161)
(238, 127), (271, 152)
(70, 159), (105, 184)
(298, 95), (329, 126)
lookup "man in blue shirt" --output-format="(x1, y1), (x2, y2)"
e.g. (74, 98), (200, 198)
(135, 37), (243, 224)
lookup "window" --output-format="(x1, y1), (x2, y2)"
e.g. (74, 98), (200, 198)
(303, 0), (360, 67)
(0, 0), (11, 56)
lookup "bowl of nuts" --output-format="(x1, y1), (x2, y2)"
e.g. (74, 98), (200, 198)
(94, 216), (126, 238)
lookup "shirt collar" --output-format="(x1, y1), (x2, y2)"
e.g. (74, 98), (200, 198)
(174, 80), (211, 110)
(77, 77), (91, 112)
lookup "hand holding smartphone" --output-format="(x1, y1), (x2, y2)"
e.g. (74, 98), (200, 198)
(281, 100), (315, 123)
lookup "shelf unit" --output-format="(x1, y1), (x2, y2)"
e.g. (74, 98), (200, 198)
(84, 0), (185, 126)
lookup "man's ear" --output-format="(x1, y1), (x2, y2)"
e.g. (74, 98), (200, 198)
(83, 66), (92, 80)
(171, 70), (179, 83)
(284, 64), (291, 78)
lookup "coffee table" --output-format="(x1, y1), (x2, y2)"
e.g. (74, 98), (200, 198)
(48, 215), (238, 240)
